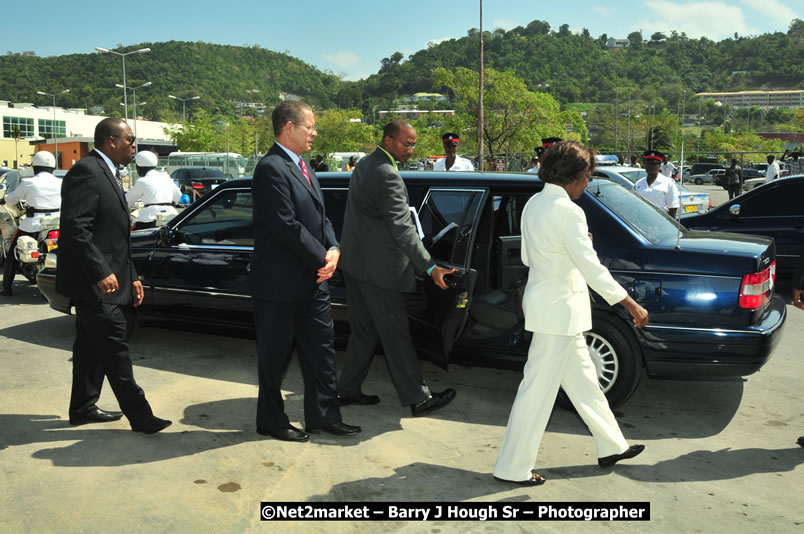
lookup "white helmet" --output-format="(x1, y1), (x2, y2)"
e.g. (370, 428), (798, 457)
(135, 151), (158, 167)
(32, 151), (56, 168)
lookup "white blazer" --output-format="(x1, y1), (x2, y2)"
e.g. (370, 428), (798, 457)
(520, 183), (627, 336)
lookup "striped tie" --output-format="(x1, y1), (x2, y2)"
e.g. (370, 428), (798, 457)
(299, 159), (311, 185)
(115, 168), (123, 190)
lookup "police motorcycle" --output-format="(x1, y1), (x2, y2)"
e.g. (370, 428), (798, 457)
(0, 193), (60, 283)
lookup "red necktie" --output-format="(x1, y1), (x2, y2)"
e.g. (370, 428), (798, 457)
(299, 159), (311, 185)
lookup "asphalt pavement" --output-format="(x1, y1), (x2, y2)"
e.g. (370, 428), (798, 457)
(1, 277), (802, 533)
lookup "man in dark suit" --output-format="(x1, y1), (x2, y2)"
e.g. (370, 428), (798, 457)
(336, 119), (457, 417)
(250, 101), (359, 442)
(57, 118), (171, 434)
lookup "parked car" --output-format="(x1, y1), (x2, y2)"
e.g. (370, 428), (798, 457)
(691, 168), (725, 185)
(38, 172), (786, 408)
(594, 166), (710, 213)
(684, 174), (804, 280)
(169, 167), (228, 200)
(690, 163), (725, 176)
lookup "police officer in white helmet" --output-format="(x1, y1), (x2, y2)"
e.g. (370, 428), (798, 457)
(125, 151), (181, 230)
(1, 151), (62, 296)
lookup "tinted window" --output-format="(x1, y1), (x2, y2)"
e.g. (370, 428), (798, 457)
(588, 180), (682, 245)
(322, 188), (349, 240)
(187, 168), (225, 179)
(419, 190), (484, 265)
(177, 189), (253, 246)
(739, 181), (804, 217)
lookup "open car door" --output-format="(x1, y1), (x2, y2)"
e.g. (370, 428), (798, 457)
(407, 187), (487, 367)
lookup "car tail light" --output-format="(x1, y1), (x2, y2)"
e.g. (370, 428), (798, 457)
(738, 264), (774, 310)
(192, 182), (204, 190)
(45, 229), (59, 251)
(708, 197), (712, 209)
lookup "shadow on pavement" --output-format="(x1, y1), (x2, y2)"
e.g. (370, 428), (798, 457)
(543, 447), (804, 483)
(308, 462), (534, 502)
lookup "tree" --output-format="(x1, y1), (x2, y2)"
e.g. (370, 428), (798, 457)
(433, 67), (587, 154)
(313, 109), (378, 156)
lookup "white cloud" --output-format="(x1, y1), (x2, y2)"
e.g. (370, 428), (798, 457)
(592, 6), (614, 17)
(426, 37), (452, 48)
(321, 50), (360, 69)
(741, 0), (799, 29)
(637, 1), (757, 39)
(492, 18), (519, 31)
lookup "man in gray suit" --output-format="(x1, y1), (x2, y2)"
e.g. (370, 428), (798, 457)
(337, 119), (457, 417)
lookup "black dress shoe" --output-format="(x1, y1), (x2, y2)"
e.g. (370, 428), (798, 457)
(307, 422), (362, 436)
(411, 388), (457, 417)
(257, 425), (309, 442)
(338, 393), (380, 406)
(493, 471), (546, 486)
(69, 407), (124, 426)
(598, 444), (645, 468)
(797, 436), (804, 447)
(131, 417), (172, 434)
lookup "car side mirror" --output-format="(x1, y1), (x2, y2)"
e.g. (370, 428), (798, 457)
(729, 204), (741, 217)
(158, 225), (176, 245)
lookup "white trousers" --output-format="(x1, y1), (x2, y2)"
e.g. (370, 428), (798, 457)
(493, 332), (629, 481)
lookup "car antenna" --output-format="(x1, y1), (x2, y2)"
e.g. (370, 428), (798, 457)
(675, 139), (685, 250)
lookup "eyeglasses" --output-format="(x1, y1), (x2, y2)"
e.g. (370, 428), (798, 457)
(294, 122), (317, 134)
(112, 135), (136, 145)
(393, 137), (416, 150)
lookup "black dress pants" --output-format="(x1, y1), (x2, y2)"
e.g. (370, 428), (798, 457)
(69, 299), (154, 424)
(253, 289), (342, 431)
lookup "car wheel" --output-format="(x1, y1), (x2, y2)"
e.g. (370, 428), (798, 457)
(694, 178), (703, 185)
(557, 314), (642, 410)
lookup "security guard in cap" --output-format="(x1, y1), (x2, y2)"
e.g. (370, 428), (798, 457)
(1, 151), (62, 296)
(633, 150), (680, 218)
(529, 138), (562, 174)
(433, 132), (474, 171)
(125, 151), (181, 230)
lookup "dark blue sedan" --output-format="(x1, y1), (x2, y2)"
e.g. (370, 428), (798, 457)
(38, 172), (787, 408)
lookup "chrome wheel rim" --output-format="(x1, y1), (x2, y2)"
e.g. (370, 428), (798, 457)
(585, 332), (619, 393)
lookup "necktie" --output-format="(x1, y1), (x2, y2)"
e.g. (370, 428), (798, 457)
(298, 159), (311, 185)
(115, 168), (123, 190)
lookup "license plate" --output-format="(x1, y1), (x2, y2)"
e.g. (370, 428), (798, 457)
(685, 205), (698, 213)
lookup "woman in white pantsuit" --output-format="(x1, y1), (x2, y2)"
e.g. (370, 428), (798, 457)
(493, 141), (649, 486)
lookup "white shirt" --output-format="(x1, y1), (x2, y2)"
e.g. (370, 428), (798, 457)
(433, 155), (474, 171)
(634, 173), (680, 213)
(765, 161), (780, 182)
(126, 169), (181, 223)
(660, 161), (676, 178)
(4, 171), (62, 232)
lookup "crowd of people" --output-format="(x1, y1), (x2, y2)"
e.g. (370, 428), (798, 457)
(2, 108), (802, 485)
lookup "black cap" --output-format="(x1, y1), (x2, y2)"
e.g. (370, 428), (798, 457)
(441, 132), (460, 145)
(542, 137), (562, 147)
(643, 149), (664, 163)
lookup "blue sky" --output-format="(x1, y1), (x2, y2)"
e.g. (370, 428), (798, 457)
(6, 0), (801, 80)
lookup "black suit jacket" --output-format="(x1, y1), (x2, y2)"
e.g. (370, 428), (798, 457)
(56, 150), (137, 305)
(249, 143), (338, 302)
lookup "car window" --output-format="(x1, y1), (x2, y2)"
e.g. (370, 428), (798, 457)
(176, 189), (254, 246)
(419, 189), (485, 265)
(618, 169), (646, 183)
(739, 181), (804, 217)
(322, 188), (349, 240)
(187, 168), (225, 179)
(588, 180), (683, 245)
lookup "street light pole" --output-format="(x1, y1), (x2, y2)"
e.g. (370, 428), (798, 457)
(36, 89), (70, 169)
(478, 0), (484, 169)
(168, 95), (200, 122)
(96, 46), (150, 121)
(117, 82), (151, 152)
